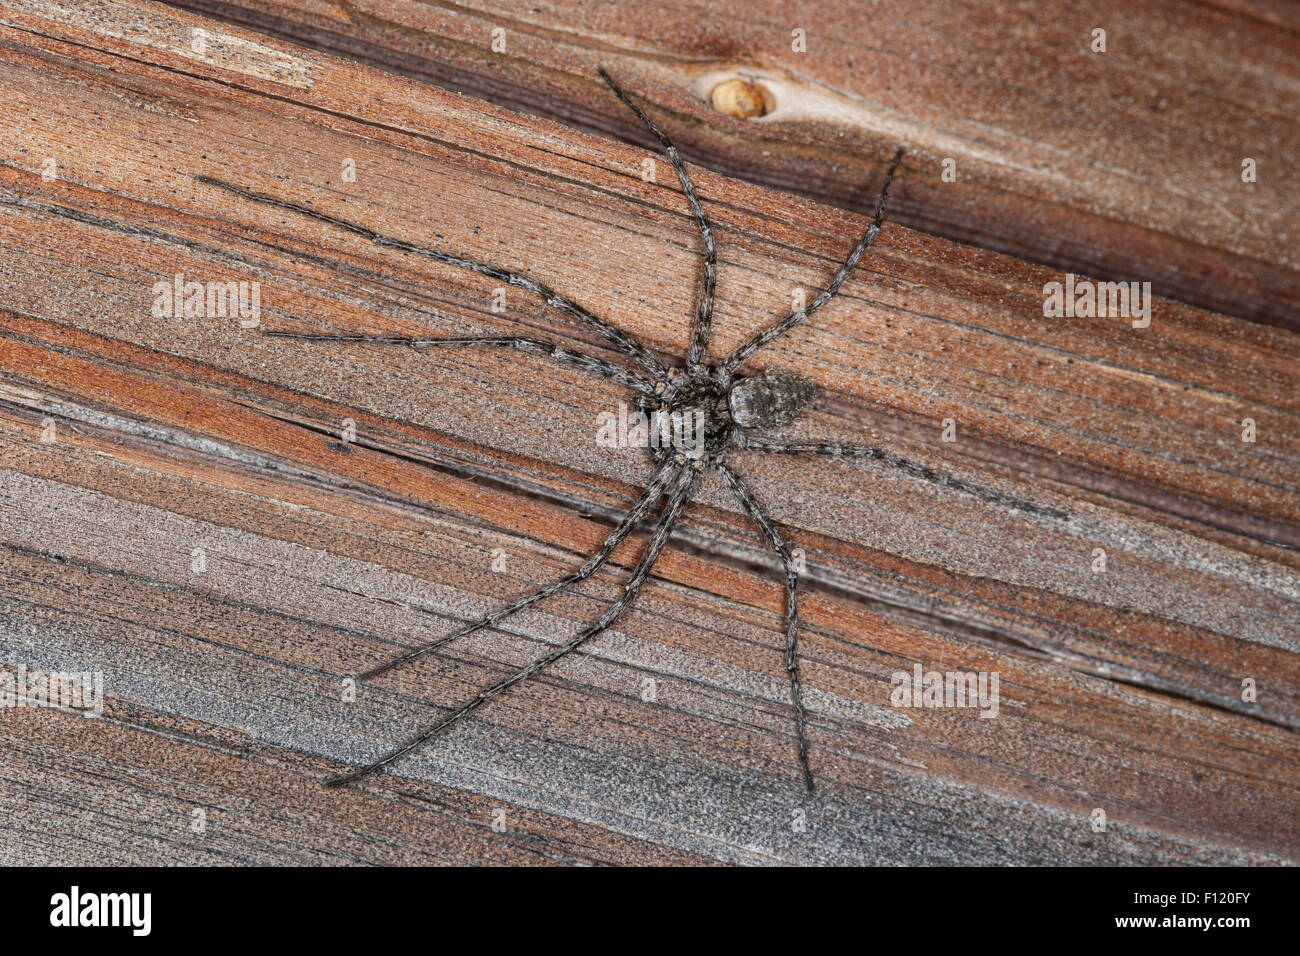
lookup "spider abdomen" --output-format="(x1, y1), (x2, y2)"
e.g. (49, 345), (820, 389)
(727, 368), (818, 428)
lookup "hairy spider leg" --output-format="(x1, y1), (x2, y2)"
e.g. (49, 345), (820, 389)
(196, 175), (673, 378)
(261, 332), (656, 396)
(740, 436), (1068, 519)
(598, 69), (717, 369)
(717, 464), (815, 793)
(327, 464), (698, 786)
(358, 457), (680, 679)
(718, 147), (904, 377)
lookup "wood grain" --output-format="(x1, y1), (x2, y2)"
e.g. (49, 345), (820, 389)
(0, 0), (1296, 865)
(160, 0), (1300, 329)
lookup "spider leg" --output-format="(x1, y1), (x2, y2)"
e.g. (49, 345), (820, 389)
(262, 331), (657, 395)
(718, 147), (904, 377)
(716, 463), (816, 793)
(326, 464), (699, 787)
(598, 69), (717, 369)
(741, 436), (1068, 519)
(358, 457), (679, 680)
(196, 175), (672, 378)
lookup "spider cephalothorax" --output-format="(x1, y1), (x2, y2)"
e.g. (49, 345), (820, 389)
(236, 67), (1055, 795)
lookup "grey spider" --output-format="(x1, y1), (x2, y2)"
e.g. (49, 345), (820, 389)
(210, 69), (1042, 792)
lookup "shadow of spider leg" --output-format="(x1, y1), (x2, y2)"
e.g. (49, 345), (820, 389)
(716, 463), (816, 794)
(261, 331), (658, 397)
(326, 464), (697, 787)
(739, 436), (1068, 519)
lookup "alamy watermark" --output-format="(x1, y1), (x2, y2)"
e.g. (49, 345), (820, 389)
(50, 886), (150, 936)
(1043, 273), (1151, 328)
(889, 662), (999, 718)
(0, 665), (103, 718)
(151, 272), (261, 328)
(595, 401), (705, 458)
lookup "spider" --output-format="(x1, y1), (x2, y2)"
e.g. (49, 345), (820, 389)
(204, 69), (1052, 793)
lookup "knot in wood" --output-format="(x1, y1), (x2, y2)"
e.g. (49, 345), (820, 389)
(709, 77), (774, 119)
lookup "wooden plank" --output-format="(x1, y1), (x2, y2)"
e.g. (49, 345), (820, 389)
(0, 0), (1297, 864)
(161, 0), (1300, 329)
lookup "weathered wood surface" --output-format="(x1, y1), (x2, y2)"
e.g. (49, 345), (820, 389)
(161, 0), (1300, 329)
(0, 0), (1297, 865)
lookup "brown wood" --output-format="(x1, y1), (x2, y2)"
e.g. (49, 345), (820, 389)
(0, 0), (1297, 865)
(161, 0), (1300, 329)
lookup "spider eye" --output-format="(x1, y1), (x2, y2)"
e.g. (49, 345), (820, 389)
(727, 369), (818, 428)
